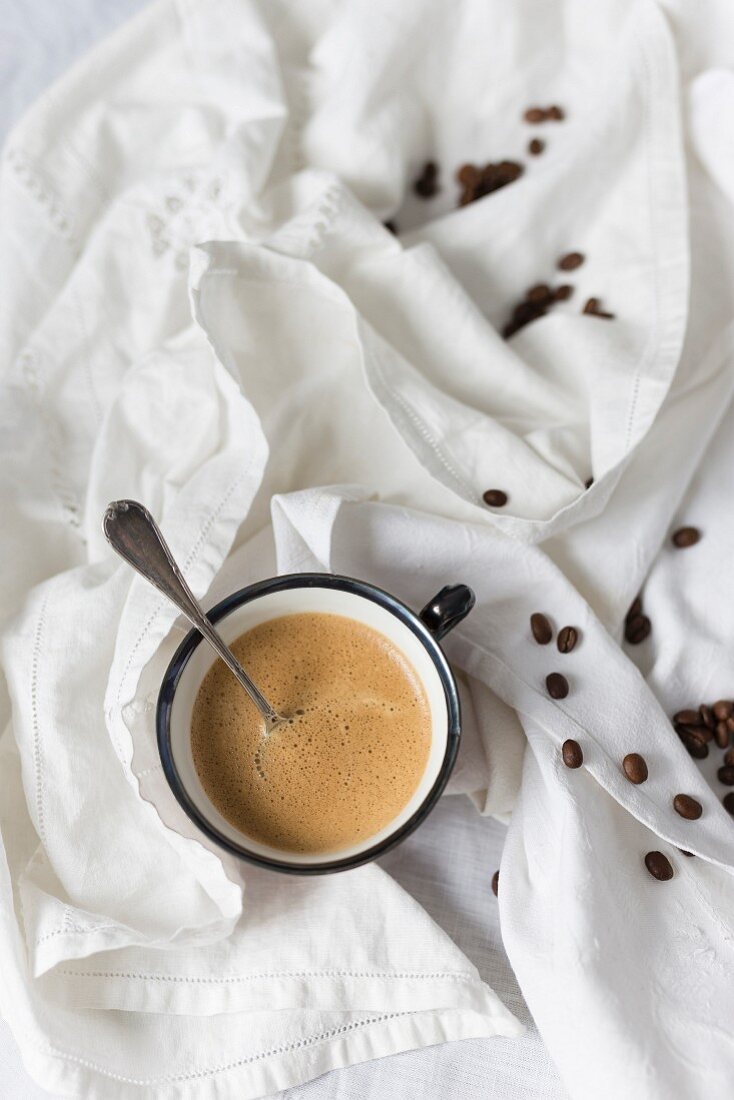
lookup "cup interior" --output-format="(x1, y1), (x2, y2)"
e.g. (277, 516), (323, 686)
(159, 579), (455, 870)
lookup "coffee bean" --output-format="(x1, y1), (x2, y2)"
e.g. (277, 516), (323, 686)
(548, 105), (565, 120)
(555, 284), (573, 301)
(644, 851), (674, 881)
(717, 765), (734, 785)
(723, 792), (734, 815)
(715, 722), (730, 749)
(557, 626), (578, 653)
(673, 794), (702, 820)
(530, 612), (553, 645)
(626, 596), (642, 621)
(524, 107), (546, 123)
(583, 297), (600, 314)
(724, 747), (734, 766)
(548, 673), (570, 700)
(673, 709), (703, 727)
(727, 717), (734, 735)
(672, 526), (700, 548)
(491, 870), (499, 896)
(713, 700), (733, 721)
(679, 849), (695, 857)
(675, 722), (712, 744)
(699, 704), (715, 729)
(527, 283), (553, 304)
(414, 161), (440, 198)
(623, 753), (648, 784)
(483, 489), (508, 508)
(558, 251), (584, 271)
(625, 614), (651, 645)
(584, 476), (594, 489)
(528, 138), (545, 155)
(459, 160), (524, 206)
(457, 163), (479, 186)
(562, 738), (582, 767)
(679, 732), (709, 760)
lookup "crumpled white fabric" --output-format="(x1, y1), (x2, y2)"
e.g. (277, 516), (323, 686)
(2, 0), (734, 1097)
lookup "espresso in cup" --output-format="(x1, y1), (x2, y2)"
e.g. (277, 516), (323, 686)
(191, 612), (431, 854)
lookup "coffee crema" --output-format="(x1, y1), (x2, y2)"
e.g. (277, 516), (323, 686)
(191, 612), (432, 854)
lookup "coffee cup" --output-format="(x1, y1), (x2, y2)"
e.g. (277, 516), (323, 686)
(157, 573), (474, 874)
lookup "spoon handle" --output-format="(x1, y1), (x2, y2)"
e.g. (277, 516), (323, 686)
(103, 500), (282, 727)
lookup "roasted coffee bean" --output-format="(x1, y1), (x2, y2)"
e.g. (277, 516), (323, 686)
(558, 251), (584, 271)
(583, 297), (600, 314)
(675, 722), (712, 744)
(700, 704), (715, 729)
(723, 792), (734, 815)
(625, 614), (651, 645)
(584, 476), (594, 489)
(557, 626), (578, 653)
(530, 612), (553, 645)
(672, 526), (700, 548)
(491, 870), (499, 896)
(727, 717), (734, 735)
(674, 709), (704, 727)
(383, 220), (398, 234)
(673, 794), (702, 820)
(483, 489), (508, 508)
(645, 851), (674, 881)
(527, 283), (552, 304)
(713, 700), (733, 721)
(459, 160), (524, 206)
(715, 722), (730, 749)
(524, 107), (546, 123)
(548, 105), (565, 120)
(528, 138), (545, 155)
(456, 163), (479, 186)
(623, 753), (648, 784)
(548, 673), (570, 700)
(555, 284), (574, 301)
(414, 161), (440, 198)
(679, 732), (709, 760)
(562, 738), (582, 767)
(679, 849), (695, 857)
(717, 765), (734, 786)
(724, 747), (734, 766)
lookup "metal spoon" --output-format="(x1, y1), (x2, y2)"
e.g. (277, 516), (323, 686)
(103, 499), (286, 730)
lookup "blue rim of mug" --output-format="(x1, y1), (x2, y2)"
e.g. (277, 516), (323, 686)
(156, 573), (462, 874)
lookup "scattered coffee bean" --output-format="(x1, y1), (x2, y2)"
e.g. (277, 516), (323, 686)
(414, 161), (440, 199)
(713, 700), (733, 721)
(673, 794), (702, 820)
(562, 738), (582, 767)
(674, 709), (703, 727)
(622, 753), (648, 784)
(679, 731), (709, 760)
(583, 296), (615, 319)
(528, 138), (545, 155)
(715, 721), (730, 749)
(679, 849), (695, 857)
(723, 792), (734, 815)
(675, 722), (712, 744)
(483, 489), (508, 508)
(548, 105), (564, 120)
(503, 280), (574, 338)
(625, 613), (651, 645)
(672, 526), (700, 548)
(584, 476), (594, 489)
(555, 284), (574, 301)
(557, 625), (578, 653)
(523, 105), (565, 123)
(717, 765), (734, 786)
(458, 160), (524, 207)
(524, 107), (546, 123)
(491, 870), (499, 896)
(644, 851), (674, 881)
(530, 612), (553, 645)
(383, 220), (398, 234)
(548, 673), (570, 700)
(527, 283), (552, 303)
(724, 747), (734, 766)
(700, 704), (715, 729)
(558, 251), (584, 271)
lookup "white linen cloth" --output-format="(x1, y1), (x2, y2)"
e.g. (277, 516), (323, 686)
(1, 0), (734, 1097)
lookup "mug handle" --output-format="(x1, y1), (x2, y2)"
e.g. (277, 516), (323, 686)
(419, 584), (475, 641)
